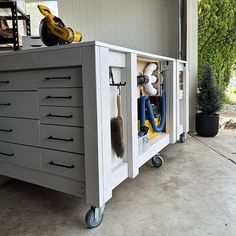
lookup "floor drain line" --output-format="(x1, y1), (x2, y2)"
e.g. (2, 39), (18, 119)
(189, 134), (236, 166)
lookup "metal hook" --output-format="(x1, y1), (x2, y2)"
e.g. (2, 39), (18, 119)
(109, 67), (126, 87)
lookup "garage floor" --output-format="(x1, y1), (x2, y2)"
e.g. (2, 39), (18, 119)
(0, 133), (236, 236)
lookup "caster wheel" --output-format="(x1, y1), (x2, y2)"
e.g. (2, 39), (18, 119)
(180, 133), (186, 143)
(85, 207), (104, 229)
(152, 154), (164, 168)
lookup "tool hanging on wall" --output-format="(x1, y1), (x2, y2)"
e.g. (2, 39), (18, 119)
(111, 91), (125, 158)
(38, 5), (82, 46)
(138, 63), (166, 138)
(110, 67), (126, 158)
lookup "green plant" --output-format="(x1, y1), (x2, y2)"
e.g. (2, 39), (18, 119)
(198, 0), (236, 90)
(197, 65), (224, 114)
(223, 95), (234, 105)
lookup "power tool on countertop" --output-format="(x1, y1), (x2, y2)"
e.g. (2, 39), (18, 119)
(38, 5), (82, 46)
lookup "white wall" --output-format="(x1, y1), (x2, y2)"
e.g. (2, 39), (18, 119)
(187, 0), (198, 131)
(58, 0), (198, 131)
(58, 0), (179, 58)
(25, 1), (58, 36)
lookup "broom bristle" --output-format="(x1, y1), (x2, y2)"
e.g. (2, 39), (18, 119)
(111, 116), (124, 158)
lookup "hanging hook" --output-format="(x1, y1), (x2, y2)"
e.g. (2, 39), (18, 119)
(109, 67), (126, 87)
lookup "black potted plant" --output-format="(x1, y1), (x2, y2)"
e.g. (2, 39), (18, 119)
(196, 64), (224, 137)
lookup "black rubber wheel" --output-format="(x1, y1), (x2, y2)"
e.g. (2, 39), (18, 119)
(151, 155), (164, 168)
(85, 208), (104, 229)
(180, 133), (186, 143)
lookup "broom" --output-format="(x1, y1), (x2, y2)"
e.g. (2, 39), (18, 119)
(111, 94), (125, 158)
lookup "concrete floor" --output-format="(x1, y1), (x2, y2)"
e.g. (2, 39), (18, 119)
(0, 134), (236, 236)
(194, 130), (236, 163)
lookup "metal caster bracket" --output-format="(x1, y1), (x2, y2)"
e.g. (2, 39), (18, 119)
(94, 205), (105, 221)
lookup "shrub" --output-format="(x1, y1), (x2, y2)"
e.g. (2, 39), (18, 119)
(197, 65), (224, 114)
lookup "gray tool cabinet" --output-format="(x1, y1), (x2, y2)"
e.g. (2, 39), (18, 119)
(0, 41), (189, 228)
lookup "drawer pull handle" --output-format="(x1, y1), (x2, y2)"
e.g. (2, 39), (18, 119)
(0, 152), (14, 157)
(49, 161), (75, 169)
(48, 136), (74, 142)
(45, 76), (71, 80)
(0, 103), (11, 106)
(46, 96), (72, 99)
(30, 45), (43, 48)
(47, 114), (73, 118)
(0, 128), (13, 132)
(0, 81), (10, 84)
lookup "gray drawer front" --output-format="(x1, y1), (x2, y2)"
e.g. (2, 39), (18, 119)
(40, 124), (84, 153)
(0, 117), (39, 146)
(0, 71), (36, 91)
(0, 92), (39, 119)
(0, 163), (85, 197)
(39, 88), (83, 107)
(0, 142), (40, 170)
(37, 67), (82, 88)
(40, 107), (83, 127)
(41, 149), (85, 181)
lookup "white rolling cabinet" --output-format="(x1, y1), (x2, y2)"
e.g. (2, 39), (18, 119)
(176, 60), (189, 142)
(0, 41), (189, 228)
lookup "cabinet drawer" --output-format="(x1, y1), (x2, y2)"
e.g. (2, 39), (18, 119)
(40, 124), (84, 153)
(39, 88), (83, 107)
(37, 67), (82, 88)
(0, 142), (40, 170)
(0, 92), (39, 119)
(41, 149), (85, 181)
(40, 107), (83, 127)
(0, 71), (36, 91)
(0, 117), (39, 146)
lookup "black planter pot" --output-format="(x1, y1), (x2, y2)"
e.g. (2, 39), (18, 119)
(196, 113), (219, 137)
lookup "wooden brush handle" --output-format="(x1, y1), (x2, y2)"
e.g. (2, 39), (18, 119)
(117, 95), (122, 117)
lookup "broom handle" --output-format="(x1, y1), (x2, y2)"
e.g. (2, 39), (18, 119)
(117, 95), (122, 117)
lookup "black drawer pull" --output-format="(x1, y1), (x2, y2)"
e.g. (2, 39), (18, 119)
(46, 96), (72, 99)
(49, 161), (75, 169)
(47, 114), (73, 119)
(0, 81), (10, 84)
(0, 128), (13, 132)
(0, 152), (14, 157)
(48, 136), (74, 142)
(30, 45), (43, 48)
(0, 103), (11, 106)
(45, 76), (71, 80)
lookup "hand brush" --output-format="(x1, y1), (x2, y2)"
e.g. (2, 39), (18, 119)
(111, 94), (125, 158)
